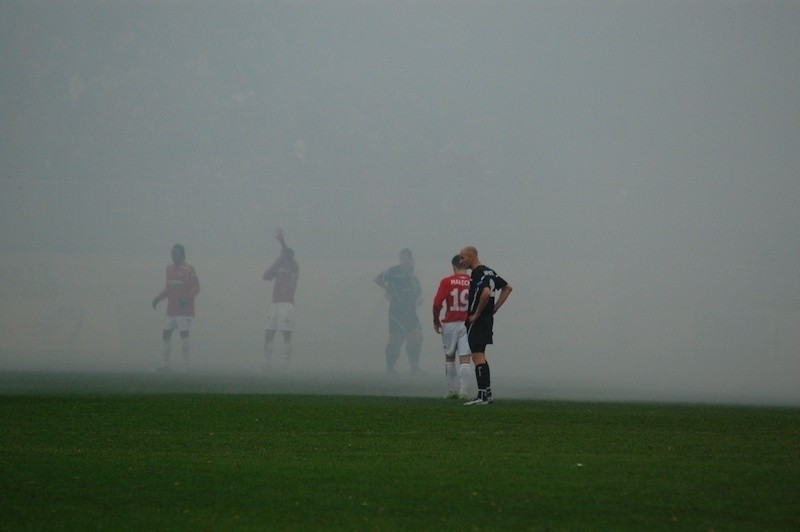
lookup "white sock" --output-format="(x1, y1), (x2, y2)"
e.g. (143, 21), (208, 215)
(458, 363), (472, 396)
(264, 341), (274, 365)
(445, 361), (457, 392)
(162, 338), (171, 366)
(181, 336), (190, 367)
(282, 341), (292, 370)
(284, 341), (293, 361)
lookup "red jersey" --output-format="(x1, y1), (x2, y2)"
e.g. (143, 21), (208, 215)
(432, 272), (471, 327)
(156, 262), (200, 316)
(263, 257), (299, 303)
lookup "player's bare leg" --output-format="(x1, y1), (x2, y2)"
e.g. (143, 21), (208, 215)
(407, 328), (423, 375)
(385, 333), (403, 373)
(161, 329), (172, 371)
(282, 331), (292, 370)
(180, 330), (190, 372)
(444, 353), (458, 398)
(264, 329), (276, 372)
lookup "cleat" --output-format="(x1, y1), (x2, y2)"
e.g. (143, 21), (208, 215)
(463, 396), (490, 406)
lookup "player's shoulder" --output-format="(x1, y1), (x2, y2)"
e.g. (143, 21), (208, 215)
(478, 264), (496, 275)
(474, 264), (498, 284)
(384, 264), (402, 276)
(472, 264), (488, 276)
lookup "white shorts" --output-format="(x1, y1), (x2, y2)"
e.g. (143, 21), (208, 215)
(266, 302), (294, 332)
(440, 321), (470, 357)
(163, 316), (192, 333)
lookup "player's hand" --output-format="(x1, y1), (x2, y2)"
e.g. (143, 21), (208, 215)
(434, 324), (442, 334)
(152, 298), (159, 309)
(275, 227), (284, 242)
(179, 297), (189, 308)
(466, 313), (476, 325)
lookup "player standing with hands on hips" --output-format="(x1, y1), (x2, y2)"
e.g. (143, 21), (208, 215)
(458, 246), (512, 406)
(152, 244), (200, 372)
(262, 227), (299, 372)
(432, 254), (473, 399)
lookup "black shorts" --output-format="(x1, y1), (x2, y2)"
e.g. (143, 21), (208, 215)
(389, 310), (420, 335)
(467, 317), (493, 352)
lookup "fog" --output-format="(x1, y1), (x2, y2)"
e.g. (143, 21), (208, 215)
(1, 1), (798, 405)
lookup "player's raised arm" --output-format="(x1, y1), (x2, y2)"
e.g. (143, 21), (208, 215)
(276, 227), (288, 252)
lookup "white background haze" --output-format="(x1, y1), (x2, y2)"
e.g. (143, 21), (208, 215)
(1, 1), (798, 404)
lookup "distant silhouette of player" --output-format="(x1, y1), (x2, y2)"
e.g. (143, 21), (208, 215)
(374, 248), (424, 374)
(262, 227), (299, 371)
(152, 244), (200, 371)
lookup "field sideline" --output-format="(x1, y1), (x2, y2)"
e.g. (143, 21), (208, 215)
(1, 373), (799, 529)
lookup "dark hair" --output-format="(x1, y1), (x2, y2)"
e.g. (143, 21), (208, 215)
(400, 248), (413, 259)
(172, 244), (185, 256)
(451, 254), (463, 268)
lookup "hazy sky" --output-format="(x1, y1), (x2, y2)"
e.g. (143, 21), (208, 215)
(1, 1), (798, 404)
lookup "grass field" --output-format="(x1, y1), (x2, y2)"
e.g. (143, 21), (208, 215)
(1, 374), (799, 530)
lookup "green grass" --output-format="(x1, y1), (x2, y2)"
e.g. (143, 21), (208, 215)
(1, 393), (798, 530)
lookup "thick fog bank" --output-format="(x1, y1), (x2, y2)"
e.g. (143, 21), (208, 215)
(1, 249), (797, 406)
(2, 2), (799, 405)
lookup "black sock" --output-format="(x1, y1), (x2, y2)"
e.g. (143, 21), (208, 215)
(386, 344), (400, 370)
(407, 338), (421, 370)
(475, 362), (491, 399)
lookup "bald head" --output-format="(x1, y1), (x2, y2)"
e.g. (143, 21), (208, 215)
(458, 246), (479, 269)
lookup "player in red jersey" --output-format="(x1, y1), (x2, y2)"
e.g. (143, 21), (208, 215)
(432, 254), (473, 399)
(152, 244), (200, 372)
(262, 227), (299, 371)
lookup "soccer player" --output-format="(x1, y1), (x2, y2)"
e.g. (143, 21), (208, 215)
(374, 248), (424, 374)
(458, 246), (512, 406)
(152, 244), (200, 372)
(262, 227), (299, 371)
(432, 254), (472, 399)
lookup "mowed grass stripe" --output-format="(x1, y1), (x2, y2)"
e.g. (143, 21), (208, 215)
(1, 394), (798, 530)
